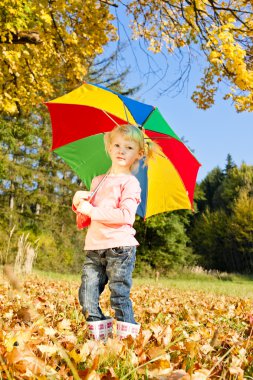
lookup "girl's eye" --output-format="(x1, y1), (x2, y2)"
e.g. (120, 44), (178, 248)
(127, 146), (133, 150)
(114, 144), (120, 147)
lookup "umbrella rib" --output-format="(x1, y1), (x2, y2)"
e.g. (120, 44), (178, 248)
(123, 102), (130, 123)
(102, 110), (121, 126)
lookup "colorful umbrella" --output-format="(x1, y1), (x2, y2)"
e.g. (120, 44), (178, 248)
(45, 83), (201, 219)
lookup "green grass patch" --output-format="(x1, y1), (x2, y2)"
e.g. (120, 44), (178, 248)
(32, 268), (80, 282)
(30, 268), (253, 299)
(133, 273), (253, 299)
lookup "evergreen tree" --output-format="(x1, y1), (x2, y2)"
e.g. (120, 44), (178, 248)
(190, 163), (253, 273)
(197, 166), (224, 212)
(214, 163), (253, 213)
(224, 153), (236, 174)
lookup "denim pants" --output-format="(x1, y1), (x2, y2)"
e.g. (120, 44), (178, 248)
(78, 246), (136, 324)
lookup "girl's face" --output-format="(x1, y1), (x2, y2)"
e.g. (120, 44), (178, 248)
(109, 133), (143, 174)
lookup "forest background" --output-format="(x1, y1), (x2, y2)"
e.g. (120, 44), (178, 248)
(1, 0), (253, 276)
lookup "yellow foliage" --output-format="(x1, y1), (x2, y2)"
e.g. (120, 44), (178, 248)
(2, 0), (253, 113)
(127, 0), (253, 112)
(231, 190), (253, 244)
(0, 0), (117, 115)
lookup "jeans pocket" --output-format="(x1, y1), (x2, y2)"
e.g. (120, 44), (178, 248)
(110, 246), (135, 256)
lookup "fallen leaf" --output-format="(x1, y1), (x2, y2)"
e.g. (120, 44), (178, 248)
(16, 306), (32, 323)
(37, 344), (59, 356)
(167, 369), (191, 380)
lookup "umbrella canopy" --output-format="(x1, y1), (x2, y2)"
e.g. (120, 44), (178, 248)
(45, 83), (201, 218)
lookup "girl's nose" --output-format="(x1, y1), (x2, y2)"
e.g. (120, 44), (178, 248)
(119, 147), (125, 154)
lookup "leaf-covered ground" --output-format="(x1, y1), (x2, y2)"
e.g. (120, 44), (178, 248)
(1, 267), (253, 379)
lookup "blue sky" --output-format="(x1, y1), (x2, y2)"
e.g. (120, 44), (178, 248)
(105, 5), (253, 183)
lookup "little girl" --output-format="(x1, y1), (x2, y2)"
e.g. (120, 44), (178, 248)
(72, 124), (157, 341)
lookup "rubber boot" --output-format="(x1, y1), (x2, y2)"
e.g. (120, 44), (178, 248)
(105, 318), (113, 339)
(87, 318), (113, 341)
(116, 321), (140, 339)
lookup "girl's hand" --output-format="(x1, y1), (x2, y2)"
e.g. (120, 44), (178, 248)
(77, 200), (93, 216)
(72, 191), (91, 208)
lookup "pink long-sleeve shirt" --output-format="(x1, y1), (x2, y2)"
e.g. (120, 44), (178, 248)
(84, 174), (141, 250)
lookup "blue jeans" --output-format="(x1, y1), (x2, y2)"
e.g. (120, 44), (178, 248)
(78, 246), (137, 324)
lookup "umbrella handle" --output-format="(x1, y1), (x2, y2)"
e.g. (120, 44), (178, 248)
(72, 197), (91, 230)
(76, 212), (91, 230)
(77, 197), (91, 229)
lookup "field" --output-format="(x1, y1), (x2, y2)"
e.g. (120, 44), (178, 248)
(1, 267), (253, 379)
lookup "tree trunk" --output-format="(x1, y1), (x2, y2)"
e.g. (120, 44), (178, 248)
(35, 203), (41, 215)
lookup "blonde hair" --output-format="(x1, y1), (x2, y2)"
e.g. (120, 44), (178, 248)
(104, 124), (161, 172)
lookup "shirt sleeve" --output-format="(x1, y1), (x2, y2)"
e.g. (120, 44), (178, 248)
(90, 177), (141, 225)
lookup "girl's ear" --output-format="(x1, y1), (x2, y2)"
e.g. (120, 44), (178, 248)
(138, 149), (144, 160)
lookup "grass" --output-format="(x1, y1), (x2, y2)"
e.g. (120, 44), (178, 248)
(133, 276), (253, 298)
(31, 268), (253, 299)
(32, 268), (80, 282)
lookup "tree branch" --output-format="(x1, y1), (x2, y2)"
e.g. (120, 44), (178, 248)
(0, 32), (42, 45)
(99, 0), (118, 6)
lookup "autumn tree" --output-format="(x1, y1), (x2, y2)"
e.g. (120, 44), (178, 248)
(118, 0), (253, 112)
(2, 1), (253, 114)
(0, 0), (117, 114)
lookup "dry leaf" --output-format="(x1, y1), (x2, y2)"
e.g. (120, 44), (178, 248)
(167, 369), (191, 380)
(191, 369), (210, 380)
(37, 344), (58, 356)
(16, 306), (32, 323)
(6, 346), (54, 375)
(57, 318), (72, 330)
